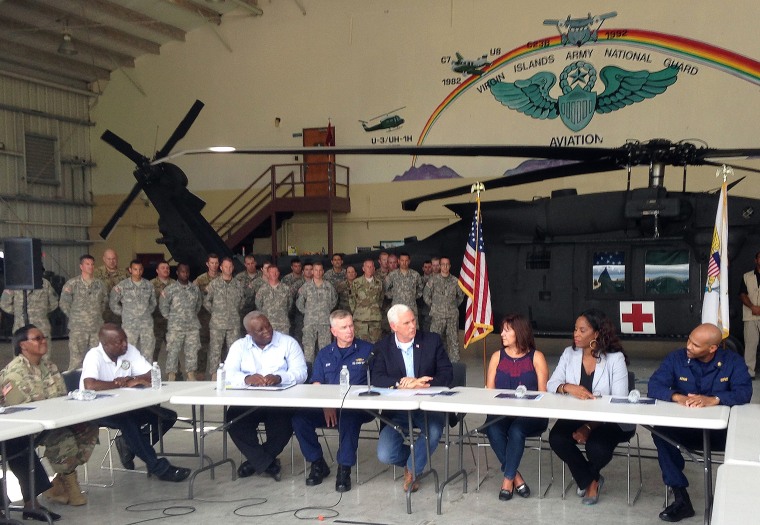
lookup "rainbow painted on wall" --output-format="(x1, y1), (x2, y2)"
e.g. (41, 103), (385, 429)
(416, 29), (760, 147)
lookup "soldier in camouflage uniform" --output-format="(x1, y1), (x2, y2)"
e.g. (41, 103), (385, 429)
(59, 254), (108, 370)
(385, 253), (423, 322)
(235, 254), (263, 320)
(255, 265), (292, 333)
(350, 259), (384, 343)
(1, 325), (98, 506)
(377, 252), (391, 336)
(94, 248), (128, 325)
(159, 263), (202, 381)
(150, 261), (174, 362)
(324, 253), (346, 288)
(110, 260), (157, 361)
(0, 277), (58, 339)
(336, 265), (357, 312)
(282, 258), (306, 343)
(419, 260), (434, 332)
(296, 262), (337, 361)
(423, 257), (465, 362)
(204, 257), (244, 377)
(193, 253), (220, 380)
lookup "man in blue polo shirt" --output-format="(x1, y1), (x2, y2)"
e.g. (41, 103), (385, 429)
(291, 309), (375, 492)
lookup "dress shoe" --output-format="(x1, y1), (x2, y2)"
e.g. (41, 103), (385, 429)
(22, 505), (62, 522)
(305, 457), (330, 486)
(581, 475), (604, 506)
(498, 488), (513, 501)
(335, 465), (352, 493)
(515, 482), (531, 498)
(402, 466), (419, 493)
(659, 487), (695, 522)
(237, 460), (256, 478)
(114, 435), (135, 470)
(263, 459), (282, 482)
(154, 465), (191, 482)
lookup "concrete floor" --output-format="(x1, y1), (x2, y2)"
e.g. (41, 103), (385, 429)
(2, 335), (757, 524)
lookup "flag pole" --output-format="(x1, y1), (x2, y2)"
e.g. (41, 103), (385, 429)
(471, 182), (488, 384)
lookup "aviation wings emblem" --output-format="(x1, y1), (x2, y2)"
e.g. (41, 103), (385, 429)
(491, 61), (678, 132)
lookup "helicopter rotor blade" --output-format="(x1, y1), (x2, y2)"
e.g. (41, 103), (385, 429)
(101, 130), (149, 166)
(401, 157), (621, 211)
(700, 159), (760, 175)
(155, 100), (205, 159)
(99, 182), (145, 239)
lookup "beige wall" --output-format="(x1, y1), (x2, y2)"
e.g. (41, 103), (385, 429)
(89, 0), (760, 262)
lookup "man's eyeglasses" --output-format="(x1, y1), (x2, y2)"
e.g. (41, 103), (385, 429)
(28, 335), (47, 342)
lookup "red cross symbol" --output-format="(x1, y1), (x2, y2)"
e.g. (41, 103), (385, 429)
(621, 303), (654, 332)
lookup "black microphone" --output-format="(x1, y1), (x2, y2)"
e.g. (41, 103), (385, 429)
(359, 348), (380, 396)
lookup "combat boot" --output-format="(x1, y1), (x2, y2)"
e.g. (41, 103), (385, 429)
(186, 371), (197, 381)
(659, 486), (695, 522)
(167, 372), (176, 381)
(43, 474), (68, 504)
(305, 457), (330, 486)
(335, 465), (352, 492)
(62, 471), (87, 506)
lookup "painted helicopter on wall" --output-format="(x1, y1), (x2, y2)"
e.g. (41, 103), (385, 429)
(102, 100), (760, 346)
(359, 107), (406, 132)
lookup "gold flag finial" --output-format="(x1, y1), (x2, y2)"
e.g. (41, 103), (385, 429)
(716, 164), (733, 183)
(470, 182), (485, 197)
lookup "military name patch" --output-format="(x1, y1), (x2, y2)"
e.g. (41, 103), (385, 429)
(678, 376), (688, 382)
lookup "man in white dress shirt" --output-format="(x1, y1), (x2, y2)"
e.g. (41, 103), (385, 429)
(224, 311), (308, 481)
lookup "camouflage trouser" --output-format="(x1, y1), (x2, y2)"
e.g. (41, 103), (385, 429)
(67, 329), (100, 371)
(271, 320), (290, 335)
(431, 316), (460, 362)
(209, 327), (238, 374)
(39, 423), (99, 474)
(290, 310), (304, 347)
(354, 320), (382, 343)
(165, 328), (201, 374)
(302, 323), (332, 362)
(198, 310), (211, 376)
(102, 305), (122, 326)
(123, 322), (156, 362)
(153, 315), (168, 361)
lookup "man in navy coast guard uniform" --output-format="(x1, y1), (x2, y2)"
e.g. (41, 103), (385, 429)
(291, 309), (374, 492)
(647, 323), (752, 522)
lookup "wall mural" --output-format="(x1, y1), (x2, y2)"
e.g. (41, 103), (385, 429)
(388, 10), (760, 182)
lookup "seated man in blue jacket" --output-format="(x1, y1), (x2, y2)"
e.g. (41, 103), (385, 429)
(372, 304), (453, 493)
(648, 323), (752, 522)
(291, 310), (375, 492)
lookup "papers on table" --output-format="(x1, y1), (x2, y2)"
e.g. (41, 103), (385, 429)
(610, 396), (656, 405)
(359, 387), (453, 397)
(0, 406), (36, 414)
(226, 383), (297, 391)
(495, 392), (544, 401)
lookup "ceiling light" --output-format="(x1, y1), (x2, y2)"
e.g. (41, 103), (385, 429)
(58, 33), (77, 56)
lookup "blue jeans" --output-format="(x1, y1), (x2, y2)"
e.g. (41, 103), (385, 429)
(484, 415), (548, 480)
(292, 408), (375, 466)
(97, 406), (176, 476)
(377, 410), (445, 475)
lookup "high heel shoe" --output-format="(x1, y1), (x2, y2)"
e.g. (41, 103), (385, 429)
(581, 475), (604, 505)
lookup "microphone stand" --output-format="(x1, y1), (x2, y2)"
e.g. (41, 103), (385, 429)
(359, 351), (380, 397)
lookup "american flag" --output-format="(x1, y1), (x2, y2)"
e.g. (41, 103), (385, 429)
(701, 179), (729, 339)
(458, 201), (493, 347)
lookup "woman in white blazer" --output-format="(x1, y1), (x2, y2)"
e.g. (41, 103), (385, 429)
(547, 308), (634, 505)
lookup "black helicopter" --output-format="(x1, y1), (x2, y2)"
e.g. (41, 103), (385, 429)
(103, 101), (760, 346)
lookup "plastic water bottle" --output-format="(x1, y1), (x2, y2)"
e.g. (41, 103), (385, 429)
(151, 362), (161, 390)
(339, 365), (350, 396)
(515, 385), (527, 398)
(216, 363), (226, 392)
(628, 389), (641, 403)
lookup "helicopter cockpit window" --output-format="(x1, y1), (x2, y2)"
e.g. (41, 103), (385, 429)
(592, 251), (625, 293)
(645, 249), (689, 295)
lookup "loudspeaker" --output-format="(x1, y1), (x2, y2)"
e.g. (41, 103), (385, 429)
(3, 238), (43, 290)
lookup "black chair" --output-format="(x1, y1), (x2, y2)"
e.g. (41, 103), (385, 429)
(61, 368), (82, 393)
